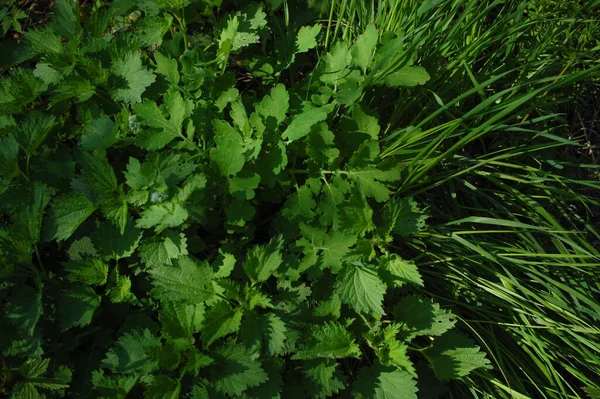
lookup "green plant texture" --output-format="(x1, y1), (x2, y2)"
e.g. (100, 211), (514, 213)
(0, 0), (599, 398)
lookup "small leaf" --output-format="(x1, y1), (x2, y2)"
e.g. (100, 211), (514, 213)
(43, 194), (96, 242)
(296, 24), (321, 53)
(243, 235), (284, 284)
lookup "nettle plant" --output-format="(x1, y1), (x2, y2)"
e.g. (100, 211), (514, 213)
(0, 1), (491, 398)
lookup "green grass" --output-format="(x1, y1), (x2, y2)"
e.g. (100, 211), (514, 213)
(319, 0), (600, 397)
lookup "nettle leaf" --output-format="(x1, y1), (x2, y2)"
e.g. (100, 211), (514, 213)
(378, 254), (423, 288)
(426, 331), (492, 380)
(201, 301), (243, 348)
(43, 194), (96, 242)
(91, 370), (138, 399)
(63, 258), (109, 285)
(243, 235), (284, 284)
(159, 301), (204, 340)
(207, 343), (268, 396)
(334, 262), (386, 316)
(4, 285), (43, 336)
(297, 224), (357, 273)
(93, 220), (142, 260)
(240, 311), (287, 356)
(139, 232), (188, 268)
(136, 14), (174, 47)
(110, 51), (156, 104)
(57, 286), (101, 331)
(393, 296), (456, 340)
(352, 362), (418, 399)
(102, 329), (161, 374)
(292, 321), (361, 360)
(303, 359), (347, 399)
(15, 112), (56, 156)
(336, 190), (375, 237)
(149, 257), (214, 303)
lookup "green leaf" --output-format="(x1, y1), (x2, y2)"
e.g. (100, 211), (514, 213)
(352, 362), (418, 399)
(110, 51), (156, 104)
(102, 329), (161, 374)
(382, 65), (430, 87)
(57, 286), (101, 331)
(91, 370), (138, 399)
(378, 254), (423, 288)
(43, 194), (96, 242)
(4, 285), (43, 336)
(303, 359), (347, 399)
(159, 301), (204, 340)
(370, 324), (415, 376)
(23, 27), (63, 55)
(321, 42), (351, 86)
(0, 134), (19, 177)
(387, 197), (427, 237)
(336, 190), (375, 237)
(393, 296), (456, 340)
(145, 375), (181, 399)
(134, 89), (193, 150)
(240, 311), (287, 356)
(426, 330), (492, 380)
(344, 165), (401, 202)
(19, 358), (50, 378)
(139, 233), (188, 268)
(351, 25), (378, 73)
(136, 202), (189, 233)
(154, 52), (180, 85)
(282, 104), (331, 142)
(94, 220), (142, 260)
(255, 84), (289, 126)
(243, 235), (284, 284)
(210, 119), (246, 176)
(136, 14), (174, 47)
(80, 116), (116, 151)
(201, 301), (243, 348)
(15, 112), (56, 155)
(49, 77), (95, 107)
(149, 257), (214, 304)
(207, 343), (268, 396)
(63, 258), (109, 286)
(296, 24), (321, 53)
(293, 321), (361, 360)
(335, 262), (386, 316)
(51, 0), (79, 38)
(106, 268), (136, 304)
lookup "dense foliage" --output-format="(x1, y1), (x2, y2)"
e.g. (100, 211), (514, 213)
(1, 0), (599, 398)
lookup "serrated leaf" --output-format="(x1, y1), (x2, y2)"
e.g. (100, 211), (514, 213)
(241, 311), (287, 356)
(149, 257), (214, 304)
(136, 14), (174, 47)
(303, 359), (347, 399)
(19, 358), (50, 378)
(91, 370), (138, 399)
(207, 343), (268, 396)
(63, 258), (109, 285)
(159, 301), (204, 340)
(134, 89), (193, 150)
(154, 52), (180, 85)
(80, 116), (116, 150)
(378, 254), (423, 288)
(335, 262), (386, 315)
(102, 329), (161, 374)
(43, 194), (96, 242)
(94, 220), (142, 260)
(321, 42), (351, 86)
(57, 286), (101, 331)
(15, 112), (56, 156)
(336, 190), (374, 237)
(4, 285), (42, 336)
(111, 52), (156, 104)
(243, 235), (283, 284)
(292, 321), (361, 360)
(145, 375), (181, 399)
(352, 362), (418, 399)
(426, 330), (492, 380)
(393, 296), (456, 339)
(201, 301), (243, 348)
(344, 165), (401, 202)
(136, 202), (189, 233)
